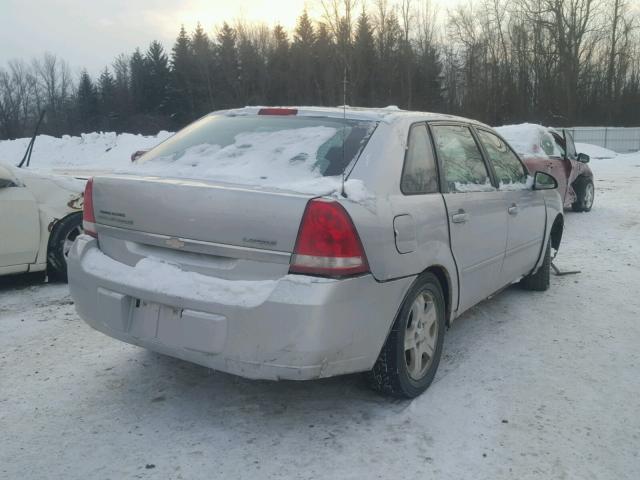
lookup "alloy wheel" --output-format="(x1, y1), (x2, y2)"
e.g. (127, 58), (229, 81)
(404, 291), (439, 380)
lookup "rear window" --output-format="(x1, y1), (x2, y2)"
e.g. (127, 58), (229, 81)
(134, 115), (376, 190)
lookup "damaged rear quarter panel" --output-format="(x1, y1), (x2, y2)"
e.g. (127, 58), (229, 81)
(17, 170), (85, 264)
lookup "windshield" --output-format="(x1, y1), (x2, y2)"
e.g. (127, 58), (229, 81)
(133, 115), (376, 189)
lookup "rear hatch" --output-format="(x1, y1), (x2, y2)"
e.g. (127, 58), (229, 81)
(91, 111), (376, 281)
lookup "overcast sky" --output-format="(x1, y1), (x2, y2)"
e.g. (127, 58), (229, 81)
(0, 0), (319, 76)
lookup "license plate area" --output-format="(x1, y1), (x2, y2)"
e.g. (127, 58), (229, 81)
(128, 298), (227, 354)
(129, 300), (179, 339)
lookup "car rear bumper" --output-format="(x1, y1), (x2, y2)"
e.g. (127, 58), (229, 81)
(68, 235), (413, 380)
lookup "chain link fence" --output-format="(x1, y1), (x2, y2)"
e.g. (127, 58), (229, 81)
(564, 127), (640, 153)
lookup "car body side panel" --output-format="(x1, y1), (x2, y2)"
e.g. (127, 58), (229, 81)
(499, 188), (547, 285)
(529, 190), (563, 274)
(441, 191), (508, 313)
(0, 185), (40, 267)
(5, 167), (85, 269)
(344, 119), (459, 318)
(339, 195), (458, 316)
(31, 180), (83, 266)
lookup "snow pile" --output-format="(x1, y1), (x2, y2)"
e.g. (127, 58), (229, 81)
(495, 123), (563, 158)
(575, 142), (617, 159)
(83, 248), (278, 308)
(342, 179), (374, 202)
(81, 247), (334, 308)
(0, 131), (173, 171)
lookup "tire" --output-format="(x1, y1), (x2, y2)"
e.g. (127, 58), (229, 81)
(572, 176), (594, 212)
(366, 272), (446, 398)
(520, 240), (551, 291)
(47, 212), (83, 281)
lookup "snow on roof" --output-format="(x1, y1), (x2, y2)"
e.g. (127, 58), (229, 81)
(495, 123), (562, 158)
(221, 105), (489, 126)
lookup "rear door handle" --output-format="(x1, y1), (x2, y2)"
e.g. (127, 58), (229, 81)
(451, 210), (469, 224)
(508, 204), (519, 215)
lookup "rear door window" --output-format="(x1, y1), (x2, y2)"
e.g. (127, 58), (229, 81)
(401, 124), (439, 194)
(477, 129), (528, 189)
(431, 124), (492, 192)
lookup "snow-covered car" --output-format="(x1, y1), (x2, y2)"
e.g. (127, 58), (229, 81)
(0, 161), (84, 279)
(496, 124), (595, 212)
(68, 107), (564, 398)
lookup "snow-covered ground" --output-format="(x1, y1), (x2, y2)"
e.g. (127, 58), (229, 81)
(1, 144), (640, 479)
(575, 142), (618, 159)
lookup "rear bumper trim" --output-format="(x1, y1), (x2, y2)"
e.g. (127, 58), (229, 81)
(96, 223), (291, 264)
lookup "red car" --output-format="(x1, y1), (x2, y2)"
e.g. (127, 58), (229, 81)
(496, 124), (594, 212)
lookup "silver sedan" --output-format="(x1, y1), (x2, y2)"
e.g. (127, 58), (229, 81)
(68, 106), (563, 398)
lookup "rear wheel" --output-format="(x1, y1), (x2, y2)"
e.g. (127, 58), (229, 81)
(366, 273), (445, 398)
(572, 176), (594, 212)
(47, 213), (83, 281)
(520, 240), (551, 291)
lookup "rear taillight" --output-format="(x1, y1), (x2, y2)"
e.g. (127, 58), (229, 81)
(83, 177), (97, 238)
(290, 199), (369, 277)
(258, 108), (298, 116)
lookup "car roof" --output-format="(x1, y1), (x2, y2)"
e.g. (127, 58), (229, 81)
(219, 106), (491, 128)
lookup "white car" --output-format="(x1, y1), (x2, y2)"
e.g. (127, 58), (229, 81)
(0, 161), (84, 279)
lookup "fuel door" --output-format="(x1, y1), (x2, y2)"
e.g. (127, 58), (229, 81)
(393, 214), (417, 254)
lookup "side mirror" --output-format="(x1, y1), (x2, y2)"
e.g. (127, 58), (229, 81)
(131, 150), (149, 162)
(534, 171), (558, 190)
(577, 153), (590, 163)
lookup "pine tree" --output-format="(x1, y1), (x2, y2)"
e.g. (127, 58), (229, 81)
(237, 32), (265, 105)
(267, 25), (290, 104)
(376, 11), (402, 104)
(314, 23), (337, 105)
(111, 53), (132, 131)
(129, 48), (148, 114)
(415, 43), (443, 111)
(145, 40), (170, 114)
(191, 22), (215, 113)
(169, 26), (194, 124)
(76, 70), (98, 132)
(97, 67), (116, 129)
(291, 11), (315, 104)
(353, 9), (376, 106)
(216, 22), (239, 108)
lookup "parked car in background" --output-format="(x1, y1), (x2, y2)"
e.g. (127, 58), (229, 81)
(496, 124), (595, 212)
(0, 161), (84, 279)
(68, 107), (564, 398)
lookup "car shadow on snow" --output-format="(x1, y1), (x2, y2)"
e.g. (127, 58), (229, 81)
(0, 272), (47, 292)
(0, 271), (70, 294)
(79, 284), (541, 438)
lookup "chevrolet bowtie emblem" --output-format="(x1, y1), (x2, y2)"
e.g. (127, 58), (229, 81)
(165, 237), (185, 249)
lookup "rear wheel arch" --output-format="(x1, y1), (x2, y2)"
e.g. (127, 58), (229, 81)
(550, 214), (564, 251)
(379, 265), (452, 352)
(423, 265), (452, 327)
(367, 270), (447, 397)
(47, 211), (83, 278)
